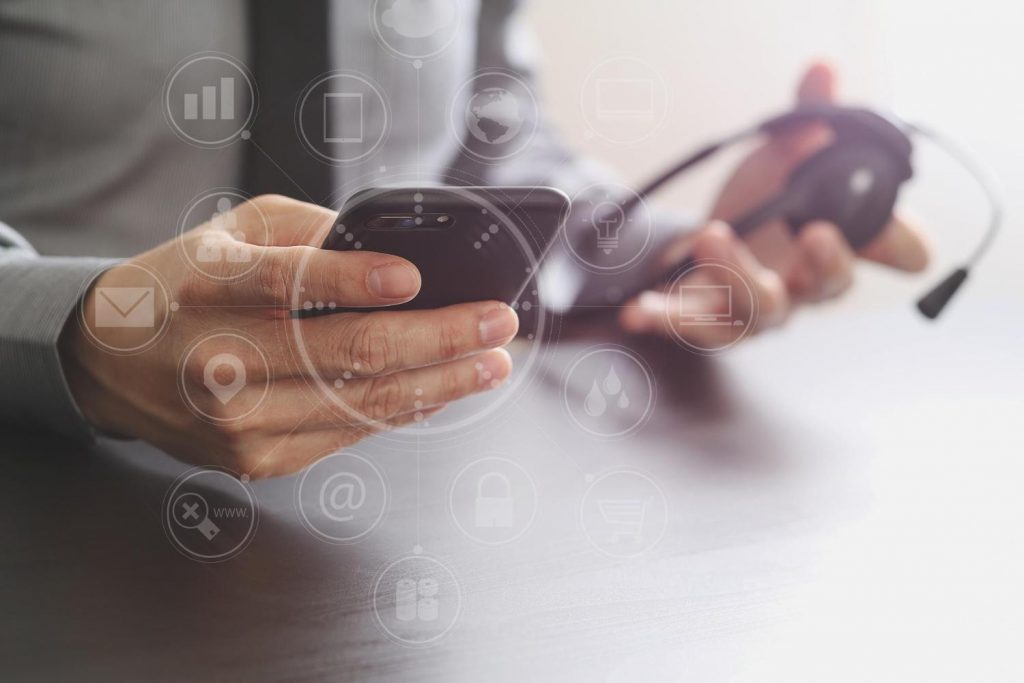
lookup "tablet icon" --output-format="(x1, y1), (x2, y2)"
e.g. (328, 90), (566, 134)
(297, 73), (390, 164)
(324, 92), (364, 143)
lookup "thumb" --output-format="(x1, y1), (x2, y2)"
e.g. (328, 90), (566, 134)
(796, 61), (838, 106)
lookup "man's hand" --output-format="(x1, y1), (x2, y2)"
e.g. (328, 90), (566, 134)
(619, 62), (931, 345)
(59, 195), (519, 478)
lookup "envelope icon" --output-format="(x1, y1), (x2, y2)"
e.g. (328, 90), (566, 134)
(95, 287), (154, 328)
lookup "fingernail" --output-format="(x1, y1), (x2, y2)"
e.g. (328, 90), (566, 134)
(478, 305), (519, 346)
(477, 349), (513, 388)
(368, 263), (419, 299)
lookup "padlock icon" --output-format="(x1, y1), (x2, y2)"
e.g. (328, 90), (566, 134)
(474, 471), (515, 528)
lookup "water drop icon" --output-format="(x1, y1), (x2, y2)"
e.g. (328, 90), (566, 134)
(602, 365), (622, 396)
(617, 391), (630, 409)
(584, 380), (607, 417)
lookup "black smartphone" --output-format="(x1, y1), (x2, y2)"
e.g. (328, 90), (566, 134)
(321, 186), (570, 310)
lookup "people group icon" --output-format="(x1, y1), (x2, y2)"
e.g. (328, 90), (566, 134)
(196, 197), (252, 263)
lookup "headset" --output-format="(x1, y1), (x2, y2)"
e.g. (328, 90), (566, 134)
(578, 105), (1002, 319)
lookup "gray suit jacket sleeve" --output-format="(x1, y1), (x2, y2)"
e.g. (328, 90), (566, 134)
(447, 0), (699, 310)
(0, 221), (117, 441)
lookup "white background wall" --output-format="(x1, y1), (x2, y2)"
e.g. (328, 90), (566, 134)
(526, 0), (1023, 312)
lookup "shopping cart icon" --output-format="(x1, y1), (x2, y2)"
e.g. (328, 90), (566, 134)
(596, 498), (651, 543)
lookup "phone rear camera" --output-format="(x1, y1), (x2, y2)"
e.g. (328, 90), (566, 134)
(367, 215), (418, 229)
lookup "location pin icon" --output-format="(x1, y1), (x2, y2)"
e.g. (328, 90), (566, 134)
(203, 353), (247, 404)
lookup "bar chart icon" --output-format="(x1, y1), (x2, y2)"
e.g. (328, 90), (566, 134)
(184, 77), (236, 121)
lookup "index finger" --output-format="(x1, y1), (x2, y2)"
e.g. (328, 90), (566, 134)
(209, 246), (422, 309)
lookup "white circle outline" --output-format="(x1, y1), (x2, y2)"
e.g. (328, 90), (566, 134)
(447, 456), (538, 546)
(288, 183), (553, 438)
(175, 188), (269, 282)
(579, 56), (670, 146)
(562, 182), (655, 274)
(562, 345), (657, 440)
(293, 450), (390, 544)
(662, 259), (759, 355)
(579, 469), (668, 559)
(371, 554), (463, 647)
(370, 0), (464, 61)
(162, 467), (259, 563)
(448, 70), (540, 163)
(295, 71), (391, 165)
(76, 262), (173, 355)
(163, 53), (257, 148)
(177, 331), (271, 424)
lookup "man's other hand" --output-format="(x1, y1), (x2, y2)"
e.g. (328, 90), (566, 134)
(620, 62), (931, 344)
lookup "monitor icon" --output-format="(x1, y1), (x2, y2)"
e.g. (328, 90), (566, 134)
(677, 284), (746, 327)
(595, 78), (655, 121)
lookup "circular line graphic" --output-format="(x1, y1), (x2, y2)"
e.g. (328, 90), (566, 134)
(448, 70), (539, 163)
(294, 450), (390, 544)
(448, 456), (538, 546)
(163, 52), (258, 148)
(295, 71), (391, 165)
(162, 467), (259, 562)
(371, 553), (463, 647)
(76, 261), (173, 355)
(580, 469), (668, 559)
(178, 331), (271, 424)
(370, 0), (464, 62)
(563, 345), (656, 439)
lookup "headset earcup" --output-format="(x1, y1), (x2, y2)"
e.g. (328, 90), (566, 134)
(780, 143), (911, 249)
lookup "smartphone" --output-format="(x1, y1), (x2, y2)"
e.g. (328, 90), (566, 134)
(321, 186), (570, 310)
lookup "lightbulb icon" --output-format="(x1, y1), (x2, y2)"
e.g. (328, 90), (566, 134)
(592, 200), (625, 254)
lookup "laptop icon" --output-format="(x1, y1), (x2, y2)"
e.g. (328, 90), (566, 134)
(677, 284), (745, 327)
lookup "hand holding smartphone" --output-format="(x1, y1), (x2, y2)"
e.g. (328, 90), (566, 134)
(320, 186), (570, 312)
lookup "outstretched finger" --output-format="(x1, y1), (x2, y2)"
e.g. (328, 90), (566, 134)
(200, 245), (422, 309)
(859, 214), (931, 273)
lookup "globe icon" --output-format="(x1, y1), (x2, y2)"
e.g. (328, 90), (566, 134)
(465, 88), (523, 145)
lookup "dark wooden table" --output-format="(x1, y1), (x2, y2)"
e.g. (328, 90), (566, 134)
(3, 299), (1023, 682)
